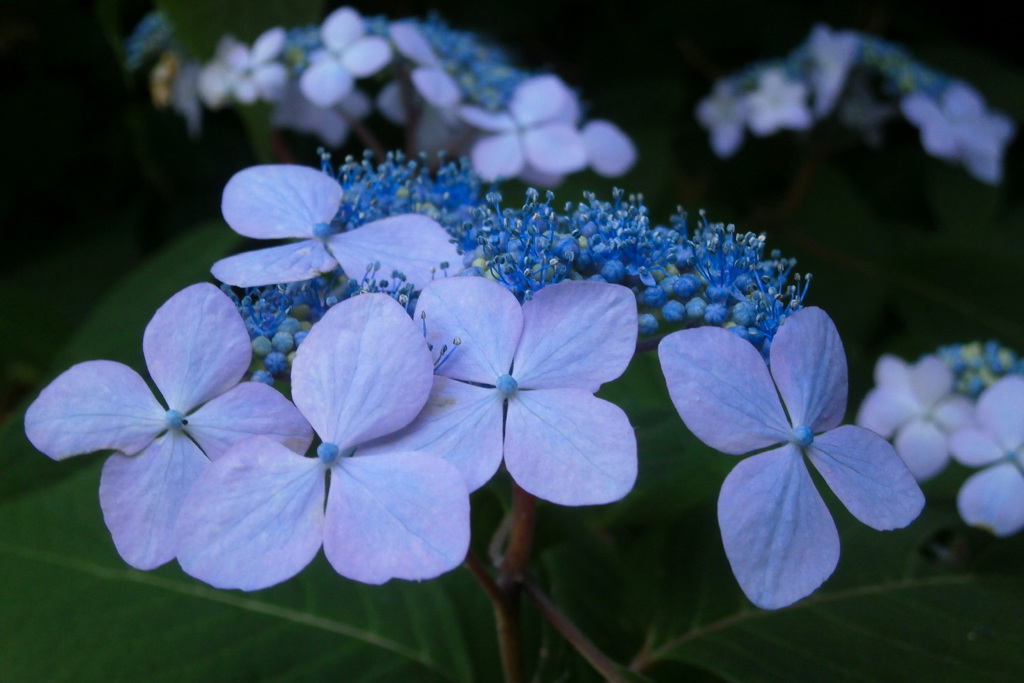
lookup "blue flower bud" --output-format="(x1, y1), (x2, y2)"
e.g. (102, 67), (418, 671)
(251, 336), (272, 357)
(639, 313), (659, 335)
(673, 274), (701, 299)
(643, 285), (667, 308)
(662, 300), (686, 322)
(601, 260), (626, 283)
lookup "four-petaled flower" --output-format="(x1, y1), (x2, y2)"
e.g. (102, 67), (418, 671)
(363, 277), (638, 505)
(659, 306), (924, 609)
(24, 283), (313, 569)
(950, 375), (1024, 537)
(174, 292), (470, 591)
(300, 6), (392, 108)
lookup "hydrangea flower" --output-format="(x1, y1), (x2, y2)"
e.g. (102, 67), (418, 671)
(210, 164), (460, 287)
(856, 354), (975, 480)
(198, 28), (288, 107)
(271, 81), (371, 147)
(174, 292), (470, 590)
(299, 6), (392, 108)
(363, 277), (638, 504)
(659, 307), (923, 609)
(901, 81), (1016, 184)
(23, 283), (313, 569)
(807, 24), (859, 118)
(746, 68), (813, 137)
(459, 75), (587, 182)
(695, 80), (749, 158)
(950, 376), (1024, 536)
(386, 21), (461, 111)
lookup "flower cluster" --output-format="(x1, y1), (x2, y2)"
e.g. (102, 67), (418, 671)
(124, 8), (635, 184)
(857, 342), (1024, 536)
(695, 24), (1016, 184)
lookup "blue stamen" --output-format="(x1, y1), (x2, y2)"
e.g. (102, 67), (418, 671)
(791, 425), (814, 448)
(496, 373), (518, 398)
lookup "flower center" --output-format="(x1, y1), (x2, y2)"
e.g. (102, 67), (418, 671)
(164, 409), (187, 430)
(317, 442), (354, 465)
(496, 373), (518, 398)
(312, 222), (336, 240)
(791, 424), (814, 448)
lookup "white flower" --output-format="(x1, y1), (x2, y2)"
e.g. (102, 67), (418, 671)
(198, 28), (288, 108)
(807, 24), (859, 118)
(695, 79), (749, 158)
(746, 68), (813, 137)
(299, 7), (392, 108)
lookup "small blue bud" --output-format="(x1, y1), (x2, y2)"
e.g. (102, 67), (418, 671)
(643, 286), (667, 308)
(278, 317), (302, 335)
(662, 300), (686, 322)
(704, 302), (729, 325)
(496, 373), (518, 397)
(272, 331), (295, 353)
(293, 330), (308, 347)
(673, 274), (701, 299)
(638, 313), (659, 335)
(685, 297), (707, 320)
(601, 260), (625, 283)
(250, 369), (275, 386)
(706, 285), (730, 304)
(791, 425), (814, 448)
(555, 237), (580, 262)
(659, 275), (679, 294)
(732, 301), (757, 327)
(264, 351), (288, 376)
(252, 336), (272, 357)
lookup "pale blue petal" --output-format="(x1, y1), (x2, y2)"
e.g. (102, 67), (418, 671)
(581, 120), (637, 177)
(769, 307), (847, 431)
(513, 281), (636, 392)
(175, 437), (325, 590)
(808, 425), (924, 530)
(509, 75), (571, 126)
(389, 22), (436, 65)
(291, 293), (433, 448)
(504, 389), (637, 506)
(221, 164), (343, 239)
(99, 432), (208, 570)
(659, 326), (790, 454)
(299, 58), (354, 108)
(950, 428), (1004, 468)
(321, 6), (363, 52)
(975, 376), (1024, 452)
(324, 452), (470, 583)
(957, 463), (1024, 537)
(186, 381), (313, 460)
(854, 383), (918, 439)
(718, 445), (839, 609)
(894, 418), (950, 481)
(412, 67), (461, 107)
(143, 283), (251, 412)
(522, 123), (587, 175)
(360, 377), (504, 492)
(24, 360), (164, 460)
(470, 132), (523, 182)
(211, 239), (338, 287)
(341, 36), (392, 78)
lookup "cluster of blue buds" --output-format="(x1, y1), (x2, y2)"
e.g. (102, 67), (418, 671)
(936, 341), (1024, 398)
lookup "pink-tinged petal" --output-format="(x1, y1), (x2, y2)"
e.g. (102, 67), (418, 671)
(907, 356), (954, 409)
(513, 281), (636, 391)
(807, 425), (924, 530)
(718, 445), (839, 610)
(894, 418), (950, 481)
(412, 67), (461, 108)
(321, 6), (364, 52)
(504, 389), (637, 506)
(522, 123), (587, 175)
(459, 105), (516, 132)
(509, 75), (571, 127)
(769, 307), (847, 431)
(342, 36), (392, 78)
(975, 376), (1024, 451)
(251, 27), (286, 64)
(471, 132), (524, 182)
(855, 384), (919, 439)
(324, 452), (470, 583)
(99, 432), (208, 569)
(360, 377), (503, 491)
(211, 239), (339, 287)
(291, 293), (433, 448)
(175, 437), (325, 590)
(957, 463), (1024, 537)
(185, 381), (313, 460)
(143, 283), (251, 412)
(222, 164), (343, 239)
(25, 360), (165, 460)
(934, 395), (976, 433)
(327, 214), (460, 289)
(582, 120), (637, 177)
(413, 277), (521, 385)
(950, 428), (1005, 467)
(390, 22), (437, 65)
(300, 59), (354, 108)
(659, 327), (790, 454)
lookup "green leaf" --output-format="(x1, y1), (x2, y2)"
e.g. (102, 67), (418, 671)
(155, 0), (324, 61)
(0, 461), (478, 682)
(0, 222), (242, 502)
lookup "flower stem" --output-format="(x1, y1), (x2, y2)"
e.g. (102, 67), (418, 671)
(337, 107), (388, 163)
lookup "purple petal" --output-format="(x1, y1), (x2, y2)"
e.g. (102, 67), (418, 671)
(900, 94), (957, 158)
(769, 307), (847, 431)
(907, 356), (954, 407)
(389, 22), (437, 65)
(360, 377), (504, 492)
(211, 239), (339, 287)
(504, 389), (637, 506)
(300, 58), (354, 108)
(934, 395), (976, 433)
(143, 283), (251, 412)
(99, 432), (208, 569)
(470, 132), (524, 182)
(808, 425), (924, 530)
(522, 124), (587, 175)
(950, 428), (1004, 467)
(342, 36), (392, 78)
(185, 381), (313, 460)
(582, 120), (637, 177)
(375, 81), (406, 125)
(412, 67), (461, 108)
(957, 463), (1024, 537)
(509, 75), (571, 127)
(327, 214), (460, 289)
(221, 164), (343, 239)
(291, 293), (433, 448)
(323, 452), (470, 583)
(513, 281), (636, 392)
(975, 376), (1024, 451)
(25, 360), (164, 460)
(321, 6), (364, 52)
(413, 276), (522, 384)
(175, 437), (325, 590)
(658, 327), (790, 454)
(251, 27), (285, 64)
(854, 383), (919, 439)
(459, 106), (516, 132)
(718, 445), (839, 609)
(894, 418), (950, 481)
